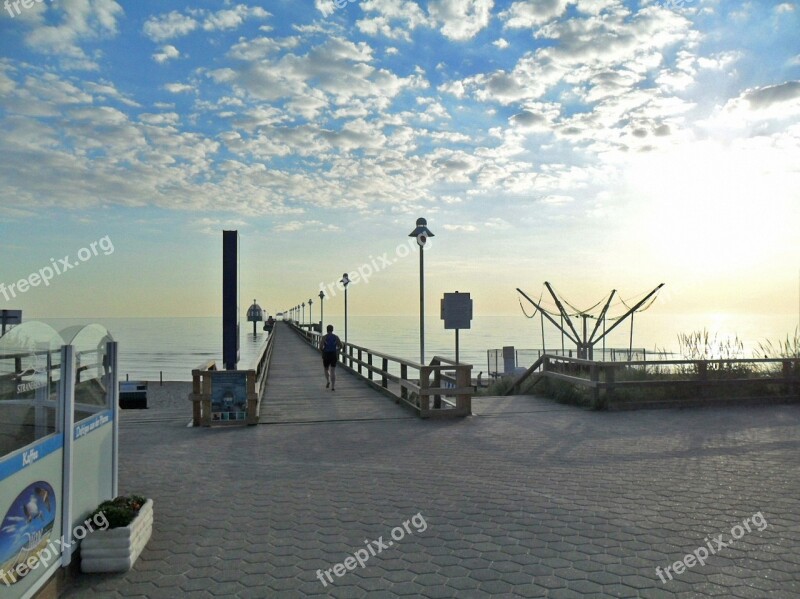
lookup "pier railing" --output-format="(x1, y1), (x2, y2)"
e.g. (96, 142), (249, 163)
(288, 322), (472, 418)
(487, 347), (650, 379)
(506, 354), (800, 409)
(189, 328), (276, 426)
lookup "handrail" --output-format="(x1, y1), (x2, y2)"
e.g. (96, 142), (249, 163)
(504, 353), (800, 408)
(287, 321), (472, 418)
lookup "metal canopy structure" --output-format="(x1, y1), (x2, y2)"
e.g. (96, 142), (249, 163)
(516, 282), (664, 359)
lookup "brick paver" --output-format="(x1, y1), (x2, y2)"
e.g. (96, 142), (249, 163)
(61, 334), (800, 598)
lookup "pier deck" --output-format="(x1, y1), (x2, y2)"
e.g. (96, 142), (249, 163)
(259, 322), (413, 424)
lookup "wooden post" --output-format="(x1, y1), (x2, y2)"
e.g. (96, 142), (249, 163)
(783, 360), (793, 397)
(201, 372), (212, 427)
(432, 360), (441, 409)
(383, 358), (389, 389)
(400, 364), (407, 402)
(604, 364), (615, 408)
(456, 363), (472, 415)
(246, 370), (258, 425)
(590, 363), (600, 408)
(419, 366), (431, 416)
(358, 348), (363, 376)
(191, 369), (202, 426)
(697, 361), (708, 398)
(368, 353), (373, 381)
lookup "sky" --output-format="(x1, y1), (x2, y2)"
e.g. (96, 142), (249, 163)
(0, 0), (798, 325)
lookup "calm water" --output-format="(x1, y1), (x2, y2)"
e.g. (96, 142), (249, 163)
(32, 313), (800, 382)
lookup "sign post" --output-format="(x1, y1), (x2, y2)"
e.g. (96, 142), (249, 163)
(441, 292), (473, 364)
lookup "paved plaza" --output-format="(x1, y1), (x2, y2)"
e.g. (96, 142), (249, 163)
(61, 328), (800, 598)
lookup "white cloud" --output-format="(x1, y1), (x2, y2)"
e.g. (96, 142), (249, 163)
(493, 38), (510, 49)
(428, 0), (494, 41)
(501, 0), (570, 29)
(163, 83), (194, 94)
(143, 11), (198, 42)
(153, 45), (180, 64)
(23, 0), (124, 70)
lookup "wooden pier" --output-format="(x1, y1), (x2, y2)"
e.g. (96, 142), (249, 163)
(258, 323), (415, 424)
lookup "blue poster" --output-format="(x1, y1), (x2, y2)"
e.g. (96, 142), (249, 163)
(210, 371), (248, 422)
(0, 481), (57, 586)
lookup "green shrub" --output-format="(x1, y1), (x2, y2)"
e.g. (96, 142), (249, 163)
(90, 495), (147, 529)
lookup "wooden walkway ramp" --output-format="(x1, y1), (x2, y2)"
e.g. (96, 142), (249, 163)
(259, 322), (414, 424)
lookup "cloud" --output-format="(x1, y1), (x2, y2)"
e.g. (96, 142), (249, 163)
(143, 6), (269, 42)
(143, 10), (198, 42)
(443, 223), (478, 232)
(23, 0), (124, 70)
(163, 83), (194, 94)
(743, 80), (800, 109)
(428, 0), (494, 41)
(153, 45), (180, 64)
(500, 0), (570, 29)
(274, 220), (340, 232)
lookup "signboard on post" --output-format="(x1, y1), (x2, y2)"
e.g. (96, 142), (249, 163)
(209, 371), (248, 423)
(441, 292), (472, 330)
(441, 292), (472, 364)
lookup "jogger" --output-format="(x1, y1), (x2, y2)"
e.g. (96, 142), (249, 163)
(319, 325), (343, 391)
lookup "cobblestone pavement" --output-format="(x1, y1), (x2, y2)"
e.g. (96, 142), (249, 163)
(62, 385), (800, 598)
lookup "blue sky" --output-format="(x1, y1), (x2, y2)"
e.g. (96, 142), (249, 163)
(0, 0), (798, 320)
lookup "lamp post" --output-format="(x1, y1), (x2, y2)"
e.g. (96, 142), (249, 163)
(409, 217), (435, 364)
(340, 273), (350, 345)
(302, 302), (306, 325)
(308, 298), (313, 331)
(319, 290), (325, 333)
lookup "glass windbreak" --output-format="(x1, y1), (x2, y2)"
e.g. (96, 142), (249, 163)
(60, 324), (114, 423)
(0, 322), (64, 457)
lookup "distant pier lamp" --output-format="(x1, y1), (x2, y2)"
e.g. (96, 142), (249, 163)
(302, 302), (306, 325)
(409, 217), (435, 364)
(319, 290), (325, 333)
(341, 273), (350, 344)
(308, 298), (313, 331)
(246, 300), (263, 336)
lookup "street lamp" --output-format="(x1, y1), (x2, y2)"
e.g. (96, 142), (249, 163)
(340, 273), (350, 344)
(409, 217), (435, 364)
(308, 298), (313, 331)
(302, 302), (306, 325)
(318, 290), (325, 332)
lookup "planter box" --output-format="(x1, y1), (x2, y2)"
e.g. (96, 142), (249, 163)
(81, 499), (153, 573)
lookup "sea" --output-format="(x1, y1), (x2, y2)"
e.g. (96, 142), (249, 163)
(31, 312), (800, 382)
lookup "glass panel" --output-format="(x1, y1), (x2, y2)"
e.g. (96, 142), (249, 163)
(0, 322), (64, 457)
(60, 325), (113, 423)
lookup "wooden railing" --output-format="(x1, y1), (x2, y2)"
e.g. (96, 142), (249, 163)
(189, 329), (276, 426)
(506, 354), (800, 409)
(288, 322), (472, 418)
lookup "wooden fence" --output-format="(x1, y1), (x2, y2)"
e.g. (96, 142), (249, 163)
(290, 323), (472, 418)
(189, 327), (276, 426)
(506, 354), (800, 409)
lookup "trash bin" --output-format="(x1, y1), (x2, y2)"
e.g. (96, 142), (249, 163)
(119, 381), (147, 409)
